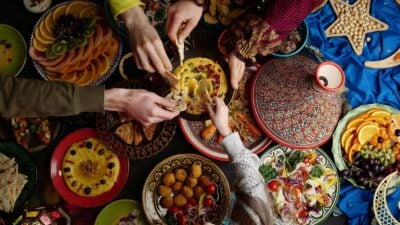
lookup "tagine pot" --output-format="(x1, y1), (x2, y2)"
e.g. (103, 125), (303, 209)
(250, 55), (345, 149)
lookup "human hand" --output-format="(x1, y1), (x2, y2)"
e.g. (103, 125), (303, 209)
(122, 6), (172, 75)
(229, 52), (245, 89)
(104, 88), (179, 126)
(206, 97), (232, 137)
(166, 0), (203, 43)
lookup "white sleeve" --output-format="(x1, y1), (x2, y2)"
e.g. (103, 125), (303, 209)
(220, 132), (268, 201)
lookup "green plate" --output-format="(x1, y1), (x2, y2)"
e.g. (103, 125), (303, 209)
(95, 199), (148, 225)
(0, 142), (37, 213)
(0, 24), (27, 76)
(331, 103), (400, 189)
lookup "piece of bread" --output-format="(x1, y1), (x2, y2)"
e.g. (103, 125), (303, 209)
(114, 122), (134, 145)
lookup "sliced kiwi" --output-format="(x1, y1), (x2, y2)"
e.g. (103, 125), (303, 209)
(66, 40), (76, 51)
(84, 16), (97, 28)
(74, 37), (88, 48)
(82, 27), (95, 38)
(51, 41), (67, 56)
(45, 47), (58, 59)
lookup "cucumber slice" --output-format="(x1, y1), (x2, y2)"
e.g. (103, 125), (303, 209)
(84, 16), (97, 28)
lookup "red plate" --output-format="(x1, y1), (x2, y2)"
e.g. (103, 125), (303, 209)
(50, 128), (129, 208)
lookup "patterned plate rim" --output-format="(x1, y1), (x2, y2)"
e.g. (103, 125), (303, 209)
(29, 1), (122, 86)
(260, 145), (340, 225)
(331, 103), (400, 189)
(178, 117), (272, 161)
(142, 153), (231, 225)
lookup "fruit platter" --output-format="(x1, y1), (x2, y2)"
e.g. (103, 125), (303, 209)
(29, 1), (122, 86)
(332, 104), (400, 189)
(259, 145), (339, 225)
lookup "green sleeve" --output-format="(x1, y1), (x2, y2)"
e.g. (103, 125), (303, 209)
(108, 0), (144, 19)
(0, 75), (105, 118)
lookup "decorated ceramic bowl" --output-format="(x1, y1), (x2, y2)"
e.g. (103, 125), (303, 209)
(142, 154), (230, 225)
(271, 21), (309, 58)
(332, 103), (400, 189)
(260, 145), (340, 225)
(29, 1), (122, 86)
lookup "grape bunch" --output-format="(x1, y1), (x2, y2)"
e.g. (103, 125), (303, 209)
(342, 150), (398, 189)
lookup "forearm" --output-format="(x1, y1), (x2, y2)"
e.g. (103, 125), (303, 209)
(0, 76), (104, 118)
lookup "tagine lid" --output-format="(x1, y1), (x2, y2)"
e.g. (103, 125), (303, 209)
(250, 55), (345, 149)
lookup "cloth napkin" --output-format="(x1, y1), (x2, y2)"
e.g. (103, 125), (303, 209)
(304, 0), (400, 224)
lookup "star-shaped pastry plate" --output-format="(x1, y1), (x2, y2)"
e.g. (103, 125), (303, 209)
(325, 0), (388, 55)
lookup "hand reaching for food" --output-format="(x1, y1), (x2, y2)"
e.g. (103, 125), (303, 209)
(206, 97), (232, 137)
(166, 0), (203, 44)
(122, 6), (172, 75)
(229, 53), (245, 89)
(104, 88), (179, 126)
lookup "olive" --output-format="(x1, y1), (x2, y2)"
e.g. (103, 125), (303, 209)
(71, 181), (77, 187)
(98, 149), (105, 155)
(100, 179), (106, 185)
(70, 150), (76, 155)
(86, 141), (93, 149)
(63, 167), (71, 173)
(395, 129), (400, 136)
(84, 187), (91, 195)
(108, 162), (115, 169)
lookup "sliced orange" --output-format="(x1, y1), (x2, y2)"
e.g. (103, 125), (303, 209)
(44, 11), (56, 37)
(344, 134), (356, 155)
(356, 121), (379, 134)
(52, 5), (67, 23)
(370, 110), (391, 120)
(32, 37), (49, 52)
(348, 143), (361, 162)
(358, 124), (380, 145)
(34, 26), (54, 44)
(79, 6), (98, 18)
(65, 1), (89, 16)
(345, 118), (364, 130)
(355, 112), (370, 120)
(363, 117), (388, 126)
(38, 21), (55, 42)
(366, 108), (382, 115)
(341, 127), (356, 148)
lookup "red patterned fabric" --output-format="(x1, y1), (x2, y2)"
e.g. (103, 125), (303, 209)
(220, 0), (322, 63)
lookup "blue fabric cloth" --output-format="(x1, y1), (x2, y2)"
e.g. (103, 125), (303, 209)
(306, 0), (400, 109)
(305, 1), (400, 224)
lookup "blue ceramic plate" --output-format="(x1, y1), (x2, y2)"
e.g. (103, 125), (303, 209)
(0, 24), (27, 76)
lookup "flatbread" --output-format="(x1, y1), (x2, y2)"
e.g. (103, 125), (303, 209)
(0, 158), (14, 171)
(114, 122), (134, 145)
(0, 164), (17, 188)
(132, 122), (143, 146)
(11, 174), (28, 209)
(142, 123), (157, 141)
(0, 153), (9, 163)
(176, 40), (184, 66)
(165, 91), (187, 112)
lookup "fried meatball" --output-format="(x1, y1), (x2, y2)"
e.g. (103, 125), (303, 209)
(160, 196), (174, 208)
(174, 168), (188, 182)
(173, 194), (187, 207)
(181, 185), (194, 198)
(162, 172), (176, 186)
(198, 175), (211, 188)
(194, 185), (205, 199)
(172, 181), (183, 193)
(185, 175), (198, 188)
(158, 185), (172, 197)
(190, 164), (202, 178)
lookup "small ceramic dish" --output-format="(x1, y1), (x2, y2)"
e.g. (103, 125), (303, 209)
(0, 24), (27, 77)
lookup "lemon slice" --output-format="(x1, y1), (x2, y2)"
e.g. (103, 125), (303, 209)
(358, 124), (380, 145)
